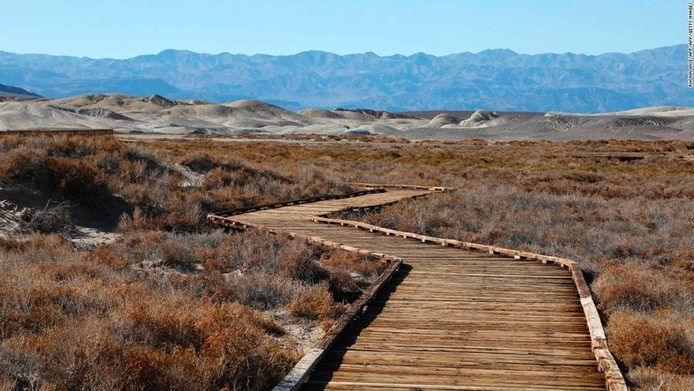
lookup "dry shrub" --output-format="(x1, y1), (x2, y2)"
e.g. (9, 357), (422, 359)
(322, 250), (385, 279)
(593, 263), (692, 314)
(0, 149), (111, 207)
(1, 134), (355, 233)
(0, 234), (75, 267)
(607, 311), (693, 375)
(227, 272), (297, 310)
(321, 251), (385, 300)
(627, 366), (694, 391)
(181, 153), (218, 173)
(327, 268), (360, 300)
(19, 201), (72, 234)
(0, 235), (299, 390)
(287, 284), (335, 320)
(85, 230), (368, 320)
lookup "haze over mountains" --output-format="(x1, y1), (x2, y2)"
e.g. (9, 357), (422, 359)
(0, 45), (690, 113)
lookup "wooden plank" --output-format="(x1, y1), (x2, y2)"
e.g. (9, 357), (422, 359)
(208, 188), (386, 217)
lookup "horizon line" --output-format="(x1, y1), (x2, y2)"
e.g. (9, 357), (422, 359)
(0, 43), (685, 61)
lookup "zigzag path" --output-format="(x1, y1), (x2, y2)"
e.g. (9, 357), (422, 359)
(207, 188), (626, 391)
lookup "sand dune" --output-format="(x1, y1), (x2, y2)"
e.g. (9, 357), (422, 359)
(459, 110), (499, 127)
(297, 108), (345, 119)
(0, 102), (122, 130)
(427, 113), (460, 128)
(0, 93), (692, 140)
(223, 100), (309, 125)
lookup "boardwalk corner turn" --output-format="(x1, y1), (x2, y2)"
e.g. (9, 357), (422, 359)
(207, 185), (627, 391)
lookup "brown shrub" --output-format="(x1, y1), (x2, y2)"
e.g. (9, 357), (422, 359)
(181, 153), (218, 173)
(19, 201), (72, 234)
(287, 284), (335, 320)
(322, 250), (385, 280)
(0, 235), (300, 390)
(0, 150), (111, 207)
(607, 311), (693, 374)
(627, 366), (694, 391)
(1, 134), (355, 233)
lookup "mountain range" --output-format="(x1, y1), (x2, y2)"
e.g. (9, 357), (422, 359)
(0, 45), (690, 112)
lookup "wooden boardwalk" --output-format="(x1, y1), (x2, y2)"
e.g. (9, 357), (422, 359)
(207, 188), (626, 391)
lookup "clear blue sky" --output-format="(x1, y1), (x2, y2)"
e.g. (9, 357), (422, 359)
(1, 0), (686, 58)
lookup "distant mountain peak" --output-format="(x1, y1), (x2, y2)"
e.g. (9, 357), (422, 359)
(157, 49), (195, 56)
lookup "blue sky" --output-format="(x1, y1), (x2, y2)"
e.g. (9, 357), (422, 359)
(1, 0), (685, 58)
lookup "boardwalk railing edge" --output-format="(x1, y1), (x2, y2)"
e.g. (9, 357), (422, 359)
(349, 182), (453, 192)
(311, 216), (628, 391)
(209, 188), (386, 217)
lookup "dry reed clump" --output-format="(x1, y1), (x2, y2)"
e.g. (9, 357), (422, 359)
(0, 148), (112, 207)
(592, 263), (693, 389)
(321, 250), (386, 300)
(605, 311), (692, 376)
(287, 283), (335, 319)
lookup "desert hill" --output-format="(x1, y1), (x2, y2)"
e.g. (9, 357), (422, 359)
(0, 93), (692, 140)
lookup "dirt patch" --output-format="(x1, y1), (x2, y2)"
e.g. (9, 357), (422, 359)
(267, 308), (326, 353)
(0, 182), (122, 248)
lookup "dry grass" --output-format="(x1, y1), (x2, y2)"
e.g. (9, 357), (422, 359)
(0, 134), (353, 232)
(145, 137), (693, 390)
(0, 235), (292, 389)
(1, 134), (692, 389)
(0, 134), (382, 390)
(19, 201), (72, 234)
(317, 140), (692, 390)
(0, 229), (383, 389)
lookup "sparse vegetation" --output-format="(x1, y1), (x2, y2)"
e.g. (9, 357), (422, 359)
(0, 230), (383, 389)
(0, 134), (354, 232)
(1, 134), (692, 389)
(143, 137), (692, 390)
(0, 134), (381, 390)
